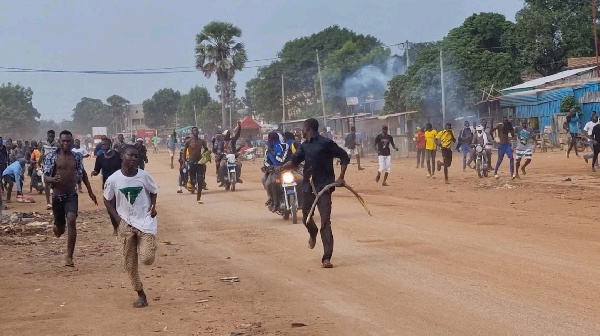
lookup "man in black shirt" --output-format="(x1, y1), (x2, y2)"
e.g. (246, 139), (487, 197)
(91, 138), (123, 235)
(591, 123), (600, 172)
(374, 125), (398, 186)
(345, 126), (364, 171)
(282, 118), (350, 268)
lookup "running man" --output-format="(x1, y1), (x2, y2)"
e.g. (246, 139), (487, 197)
(583, 114), (598, 164)
(345, 127), (364, 170)
(424, 123), (438, 178)
(72, 139), (90, 193)
(591, 122), (600, 171)
(374, 125), (398, 186)
(184, 127), (209, 203)
(103, 145), (158, 308)
(436, 123), (456, 183)
(492, 117), (515, 179)
(92, 138), (123, 235)
(135, 138), (149, 170)
(458, 121), (473, 171)
(514, 119), (534, 179)
(43, 130), (97, 267)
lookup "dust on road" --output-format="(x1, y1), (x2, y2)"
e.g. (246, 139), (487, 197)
(1, 151), (600, 335)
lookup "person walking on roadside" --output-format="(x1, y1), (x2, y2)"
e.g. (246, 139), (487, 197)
(414, 127), (425, 169)
(41, 130), (59, 210)
(436, 123), (456, 184)
(345, 127), (364, 171)
(492, 117), (515, 179)
(135, 138), (149, 170)
(583, 114), (598, 164)
(281, 118), (349, 269)
(103, 145), (158, 308)
(71, 139), (90, 193)
(43, 130), (97, 267)
(566, 108), (581, 158)
(374, 125), (398, 186)
(458, 121), (473, 171)
(424, 123), (438, 178)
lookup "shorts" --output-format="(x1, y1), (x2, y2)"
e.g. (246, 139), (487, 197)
(347, 148), (356, 157)
(378, 155), (391, 173)
(515, 148), (532, 160)
(52, 193), (79, 230)
(168, 149), (174, 158)
(441, 148), (452, 167)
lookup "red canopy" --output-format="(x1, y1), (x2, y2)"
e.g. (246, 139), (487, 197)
(240, 116), (261, 129)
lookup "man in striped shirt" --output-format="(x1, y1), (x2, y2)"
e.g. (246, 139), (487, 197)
(42, 130), (59, 210)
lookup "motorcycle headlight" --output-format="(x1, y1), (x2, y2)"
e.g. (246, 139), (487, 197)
(282, 171), (294, 184)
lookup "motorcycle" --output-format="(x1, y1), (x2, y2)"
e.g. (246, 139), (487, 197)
(474, 144), (489, 178)
(239, 147), (257, 162)
(276, 170), (300, 224)
(222, 153), (238, 191)
(31, 168), (44, 194)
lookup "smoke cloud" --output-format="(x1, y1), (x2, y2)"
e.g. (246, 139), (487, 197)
(341, 57), (406, 101)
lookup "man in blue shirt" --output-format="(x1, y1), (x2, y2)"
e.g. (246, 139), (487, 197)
(2, 158), (26, 203)
(566, 108), (581, 158)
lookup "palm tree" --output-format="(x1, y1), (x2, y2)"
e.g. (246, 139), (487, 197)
(195, 21), (247, 130)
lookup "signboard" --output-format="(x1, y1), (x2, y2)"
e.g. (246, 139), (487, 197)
(92, 127), (107, 136)
(346, 97), (359, 106)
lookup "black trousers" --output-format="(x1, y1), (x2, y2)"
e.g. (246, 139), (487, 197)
(189, 163), (206, 200)
(302, 189), (333, 263)
(593, 143), (600, 167)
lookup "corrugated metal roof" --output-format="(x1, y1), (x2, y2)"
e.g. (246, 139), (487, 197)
(502, 66), (596, 93)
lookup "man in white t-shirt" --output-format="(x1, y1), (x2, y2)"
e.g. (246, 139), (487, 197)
(103, 145), (158, 308)
(71, 139), (90, 193)
(583, 114), (599, 164)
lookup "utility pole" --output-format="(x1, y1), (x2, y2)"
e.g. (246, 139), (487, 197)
(229, 83), (233, 129)
(193, 104), (197, 128)
(440, 48), (446, 125)
(281, 74), (286, 131)
(316, 49), (327, 127)
(593, 0), (600, 77)
(405, 40), (410, 68)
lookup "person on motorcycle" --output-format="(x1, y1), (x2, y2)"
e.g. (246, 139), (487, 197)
(262, 131), (291, 212)
(216, 121), (243, 186)
(471, 125), (492, 165)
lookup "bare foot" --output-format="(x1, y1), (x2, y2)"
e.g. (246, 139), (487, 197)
(133, 295), (148, 308)
(521, 167), (526, 175)
(53, 225), (62, 238)
(113, 229), (118, 236)
(64, 257), (74, 267)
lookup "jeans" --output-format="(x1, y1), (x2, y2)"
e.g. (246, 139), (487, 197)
(461, 143), (473, 169)
(584, 140), (595, 160)
(302, 189), (333, 263)
(416, 148), (425, 167)
(495, 143), (514, 175)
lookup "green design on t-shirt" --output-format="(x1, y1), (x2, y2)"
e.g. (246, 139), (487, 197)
(119, 187), (143, 205)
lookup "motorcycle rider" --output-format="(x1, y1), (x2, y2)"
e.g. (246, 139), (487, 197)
(262, 132), (291, 212)
(216, 121), (243, 186)
(471, 125), (492, 169)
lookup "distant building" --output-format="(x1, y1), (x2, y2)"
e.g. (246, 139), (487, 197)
(124, 104), (147, 132)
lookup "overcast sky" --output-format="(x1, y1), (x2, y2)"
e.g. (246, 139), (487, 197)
(0, 0), (524, 122)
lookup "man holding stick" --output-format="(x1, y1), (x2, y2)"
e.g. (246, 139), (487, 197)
(282, 118), (349, 268)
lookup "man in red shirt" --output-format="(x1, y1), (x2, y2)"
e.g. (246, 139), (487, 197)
(414, 127), (425, 169)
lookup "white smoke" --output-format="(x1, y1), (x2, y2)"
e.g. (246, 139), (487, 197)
(341, 57), (406, 100)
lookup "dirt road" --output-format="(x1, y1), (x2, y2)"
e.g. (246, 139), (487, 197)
(1, 150), (600, 335)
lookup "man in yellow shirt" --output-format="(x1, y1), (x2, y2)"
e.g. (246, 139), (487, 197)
(436, 123), (456, 184)
(424, 123), (438, 177)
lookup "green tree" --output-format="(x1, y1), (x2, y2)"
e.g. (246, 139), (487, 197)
(246, 25), (381, 122)
(106, 94), (130, 133)
(384, 13), (522, 119)
(0, 83), (40, 135)
(143, 88), (181, 129)
(177, 86), (212, 127)
(510, 0), (598, 76)
(72, 97), (111, 133)
(198, 101), (222, 134)
(195, 21), (248, 129)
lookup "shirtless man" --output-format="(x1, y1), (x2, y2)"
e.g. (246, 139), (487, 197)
(184, 127), (209, 203)
(43, 130), (97, 266)
(492, 117), (515, 179)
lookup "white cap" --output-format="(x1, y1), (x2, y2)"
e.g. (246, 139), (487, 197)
(136, 138), (143, 142)
(476, 126), (483, 131)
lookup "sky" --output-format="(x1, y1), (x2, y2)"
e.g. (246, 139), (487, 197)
(0, 0), (524, 122)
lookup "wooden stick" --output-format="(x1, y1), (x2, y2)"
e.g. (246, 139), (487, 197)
(306, 182), (372, 225)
